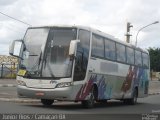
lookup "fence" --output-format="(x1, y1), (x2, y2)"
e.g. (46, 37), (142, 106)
(0, 63), (17, 79)
(0, 55), (18, 79)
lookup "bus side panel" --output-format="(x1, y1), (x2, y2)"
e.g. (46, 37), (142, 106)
(134, 68), (149, 98)
(122, 66), (149, 98)
(73, 58), (149, 101)
(73, 73), (125, 101)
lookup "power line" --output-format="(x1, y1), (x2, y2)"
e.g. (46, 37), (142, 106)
(7, 22), (27, 32)
(0, 11), (32, 26)
(4, 24), (26, 35)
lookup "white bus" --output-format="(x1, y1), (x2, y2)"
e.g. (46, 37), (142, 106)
(9, 25), (150, 108)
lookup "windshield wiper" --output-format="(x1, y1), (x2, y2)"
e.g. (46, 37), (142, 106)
(29, 54), (39, 56)
(31, 51), (42, 68)
(27, 51), (42, 75)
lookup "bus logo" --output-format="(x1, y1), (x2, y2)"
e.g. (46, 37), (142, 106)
(50, 80), (57, 84)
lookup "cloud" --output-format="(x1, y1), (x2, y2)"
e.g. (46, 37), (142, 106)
(0, 44), (10, 55)
(0, 0), (18, 6)
(0, 0), (159, 55)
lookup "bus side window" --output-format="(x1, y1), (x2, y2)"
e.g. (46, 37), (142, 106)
(142, 53), (149, 68)
(105, 39), (116, 60)
(135, 50), (142, 66)
(126, 47), (134, 65)
(91, 34), (104, 58)
(116, 43), (126, 63)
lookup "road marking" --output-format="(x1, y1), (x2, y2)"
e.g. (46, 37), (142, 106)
(0, 84), (16, 87)
(0, 92), (10, 95)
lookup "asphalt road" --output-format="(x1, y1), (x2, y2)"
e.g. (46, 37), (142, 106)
(0, 80), (160, 120)
(0, 87), (17, 98)
(0, 95), (160, 120)
(0, 94), (160, 114)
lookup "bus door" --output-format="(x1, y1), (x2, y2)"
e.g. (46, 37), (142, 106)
(73, 29), (90, 82)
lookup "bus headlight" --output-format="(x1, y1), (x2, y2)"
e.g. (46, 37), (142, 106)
(16, 80), (26, 86)
(56, 82), (72, 88)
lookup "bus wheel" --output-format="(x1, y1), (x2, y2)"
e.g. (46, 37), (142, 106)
(41, 99), (54, 106)
(81, 87), (95, 108)
(97, 100), (108, 104)
(124, 88), (138, 105)
(130, 88), (138, 105)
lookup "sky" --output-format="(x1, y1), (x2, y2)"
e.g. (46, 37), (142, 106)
(0, 0), (160, 55)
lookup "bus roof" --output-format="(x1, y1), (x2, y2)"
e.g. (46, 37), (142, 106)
(28, 25), (148, 54)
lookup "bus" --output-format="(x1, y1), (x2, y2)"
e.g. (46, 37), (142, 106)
(9, 25), (150, 108)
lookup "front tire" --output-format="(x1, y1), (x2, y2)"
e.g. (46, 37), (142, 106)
(41, 99), (54, 106)
(81, 87), (95, 108)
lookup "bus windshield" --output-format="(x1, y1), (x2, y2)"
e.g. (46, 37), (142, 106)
(20, 27), (77, 79)
(42, 28), (77, 78)
(20, 28), (49, 75)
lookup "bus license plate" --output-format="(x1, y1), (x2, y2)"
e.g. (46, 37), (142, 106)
(17, 70), (27, 76)
(35, 92), (44, 96)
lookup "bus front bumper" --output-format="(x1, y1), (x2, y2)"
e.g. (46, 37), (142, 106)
(17, 85), (73, 100)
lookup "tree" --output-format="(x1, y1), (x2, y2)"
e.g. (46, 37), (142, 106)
(148, 47), (160, 71)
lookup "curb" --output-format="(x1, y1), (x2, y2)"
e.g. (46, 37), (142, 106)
(0, 98), (40, 103)
(0, 84), (16, 87)
(149, 92), (160, 95)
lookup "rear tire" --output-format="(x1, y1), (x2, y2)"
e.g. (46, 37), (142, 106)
(41, 99), (54, 106)
(130, 88), (138, 105)
(123, 88), (138, 105)
(96, 100), (108, 103)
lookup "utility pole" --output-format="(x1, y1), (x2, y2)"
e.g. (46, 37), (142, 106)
(125, 22), (133, 43)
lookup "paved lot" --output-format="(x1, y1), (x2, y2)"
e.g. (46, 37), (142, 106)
(149, 80), (160, 94)
(0, 79), (16, 87)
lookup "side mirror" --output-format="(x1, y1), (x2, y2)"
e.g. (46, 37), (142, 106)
(9, 40), (23, 58)
(69, 40), (80, 56)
